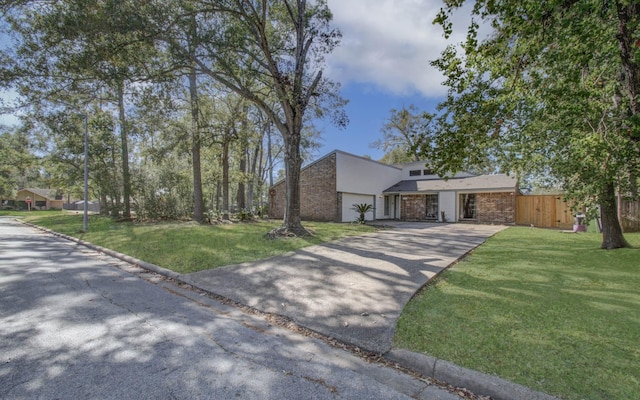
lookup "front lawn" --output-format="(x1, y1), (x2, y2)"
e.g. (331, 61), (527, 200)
(22, 212), (378, 274)
(394, 227), (640, 400)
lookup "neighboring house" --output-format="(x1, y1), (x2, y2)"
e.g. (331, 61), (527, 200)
(268, 150), (518, 224)
(16, 188), (65, 210)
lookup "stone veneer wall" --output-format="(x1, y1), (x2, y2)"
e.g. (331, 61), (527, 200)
(268, 153), (339, 221)
(476, 192), (516, 224)
(400, 195), (427, 220)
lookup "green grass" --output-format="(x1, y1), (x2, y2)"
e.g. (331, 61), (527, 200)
(394, 227), (640, 400)
(21, 211), (377, 274)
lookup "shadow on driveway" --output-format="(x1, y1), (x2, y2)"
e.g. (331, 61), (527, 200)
(184, 223), (506, 354)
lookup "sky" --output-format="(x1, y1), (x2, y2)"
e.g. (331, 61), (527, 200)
(1, 1), (473, 162)
(318, 0), (471, 161)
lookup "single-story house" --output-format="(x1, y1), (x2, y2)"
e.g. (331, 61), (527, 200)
(268, 150), (518, 224)
(72, 200), (101, 212)
(16, 188), (65, 210)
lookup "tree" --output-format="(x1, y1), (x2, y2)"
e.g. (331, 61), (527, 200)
(0, 0), (162, 219)
(371, 105), (435, 162)
(153, 0), (347, 236)
(427, 0), (640, 249)
(0, 125), (39, 197)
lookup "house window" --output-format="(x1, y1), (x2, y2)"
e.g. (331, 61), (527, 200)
(460, 194), (477, 219)
(425, 194), (438, 220)
(423, 169), (433, 175)
(383, 195), (390, 216)
(409, 169), (421, 176)
(35, 200), (46, 207)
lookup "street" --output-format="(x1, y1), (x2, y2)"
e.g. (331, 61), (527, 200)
(0, 217), (462, 399)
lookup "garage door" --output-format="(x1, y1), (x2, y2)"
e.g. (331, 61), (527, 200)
(341, 193), (375, 223)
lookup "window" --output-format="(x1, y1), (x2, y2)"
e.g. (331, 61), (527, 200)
(383, 196), (390, 216)
(35, 200), (46, 207)
(409, 169), (421, 176)
(459, 194), (477, 219)
(423, 169), (434, 175)
(425, 194), (438, 220)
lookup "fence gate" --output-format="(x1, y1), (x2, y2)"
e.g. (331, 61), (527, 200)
(516, 195), (574, 229)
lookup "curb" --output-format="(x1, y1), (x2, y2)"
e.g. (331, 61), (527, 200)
(386, 349), (559, 400)
(20, 219), (560, 400)
(20, 220), (183, 281)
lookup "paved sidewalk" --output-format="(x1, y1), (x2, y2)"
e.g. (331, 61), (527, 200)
(183, 222), (506, 354)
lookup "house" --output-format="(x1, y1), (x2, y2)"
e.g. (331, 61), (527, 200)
(16, 188), (65, 210)
(268, 150), (518, 224)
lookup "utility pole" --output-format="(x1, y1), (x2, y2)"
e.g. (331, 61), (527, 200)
(83, 113), (88, 232)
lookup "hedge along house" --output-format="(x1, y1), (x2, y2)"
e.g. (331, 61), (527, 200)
(268, 150), (518, 224)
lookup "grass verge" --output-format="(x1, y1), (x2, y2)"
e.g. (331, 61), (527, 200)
(394, 226), (640, 400)
(18, 211), (378, 274)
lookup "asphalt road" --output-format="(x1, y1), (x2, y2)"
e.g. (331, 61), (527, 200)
(0, 217), (463, 400)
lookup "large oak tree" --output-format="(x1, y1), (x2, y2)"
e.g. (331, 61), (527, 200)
(426, 0), (640, 249)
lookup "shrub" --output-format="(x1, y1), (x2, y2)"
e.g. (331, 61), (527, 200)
(352, 203), (373, 224)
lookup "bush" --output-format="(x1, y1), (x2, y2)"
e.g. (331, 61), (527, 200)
(235, 208), (254, 221)
(352, 203), (373, 224)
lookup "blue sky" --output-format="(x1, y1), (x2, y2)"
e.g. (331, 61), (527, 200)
(315, 84), (441, 160)
(1, 1), (473, 162)
(317, 0), (475, 161)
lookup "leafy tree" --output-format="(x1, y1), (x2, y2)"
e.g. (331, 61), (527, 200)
(371, 105), (435, 162)
(0, 125), (39, 197)
(151, 0), (347, 236)
(426, 0), (640, 249)
(1, 0), (167, 219)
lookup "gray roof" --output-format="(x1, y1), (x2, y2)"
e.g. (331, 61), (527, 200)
(19, 188), (60, 200)
(383, 174), (517, 193)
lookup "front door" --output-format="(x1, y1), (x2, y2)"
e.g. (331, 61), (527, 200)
(425, 194), (438, 220)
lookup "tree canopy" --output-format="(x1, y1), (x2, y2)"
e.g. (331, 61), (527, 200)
(424, 0), (640, 249)
(371, 105), (435, 163)
(0, 0), (345, 234)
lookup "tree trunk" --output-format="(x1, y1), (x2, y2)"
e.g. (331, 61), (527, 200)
(222, 139), (230, 220)
(600, 181), (629, 249)
(216, 181), (221, 212)
(616, 1), (640, 121)
(237, 146), (246, 210)
(109, 144), (121, 217)
(189, 65), (205, 222)
(281, 128), (308, 236)
(267, 123), (274, 187)
(116, 81), (131, 219)
(247, 141), (260, 212)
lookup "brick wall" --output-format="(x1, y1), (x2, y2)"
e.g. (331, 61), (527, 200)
(268, 153), (339, 221)
(476, 192), (515, 224)
(268, 183), (286, 219)
(400, 195), (427, 220)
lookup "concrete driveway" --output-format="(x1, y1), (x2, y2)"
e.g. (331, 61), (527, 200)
(183, 222), (506, 354)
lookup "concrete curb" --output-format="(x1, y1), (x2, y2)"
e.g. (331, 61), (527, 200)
(386, 349), (559, 400)
(20, 220), (183, 281)
(20, 219), (560, 400)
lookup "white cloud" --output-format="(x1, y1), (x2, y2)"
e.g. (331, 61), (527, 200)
(325, 0), (472, 98)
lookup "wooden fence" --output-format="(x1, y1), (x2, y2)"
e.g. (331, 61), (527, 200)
(516, 195), (575, 229)
(516, 195), (640, 232)
(620, 199), (640, 232)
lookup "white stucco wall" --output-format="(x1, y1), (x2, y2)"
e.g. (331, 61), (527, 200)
(439, 191), (457, 222)
(399, 161), (476, 181)
(335, 151), (401, 220)
(336, 152), (401, 194)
